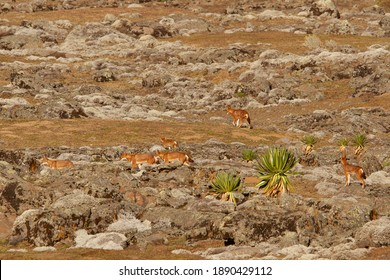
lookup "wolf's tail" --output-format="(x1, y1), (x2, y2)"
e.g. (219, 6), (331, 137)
(246, 114), (253, 129)
(360, 168), (366, 179)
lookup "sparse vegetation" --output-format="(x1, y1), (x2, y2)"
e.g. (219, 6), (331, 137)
(353, 132), (367, 156)
(324, 39), (338, 49)
(255, 147), (298, 197)
(338, 137), (349, 152)
(210, 172), (242, 205)
(301, 134), (318, 146)
(235, 91), (247, 98)
(2, 0), (390, 262)
(0, 119), (280, 149)
(377, 0), (390, 12)
(301, 134), (318, 155)
(242, 149), (257, 161)
(303, 34), (322, 50)
(382, 159), (390, 168)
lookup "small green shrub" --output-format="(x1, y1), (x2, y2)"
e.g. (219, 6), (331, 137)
(242, 149), (257, 161)
(256, 147), (298, 197)
(301, 135), (318, 146)
(235, 91), (247, 98)
(353, 133), (367, 156)
(211, 172), (242, 205)
(337, 137), (349, 152)
(382, 160), (390, 168)
(301, 134), (318, 155)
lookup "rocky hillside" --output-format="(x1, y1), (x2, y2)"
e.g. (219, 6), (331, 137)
(1, 0), (390, 259)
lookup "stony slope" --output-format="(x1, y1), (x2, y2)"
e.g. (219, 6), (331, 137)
(0, 0), (390, 259)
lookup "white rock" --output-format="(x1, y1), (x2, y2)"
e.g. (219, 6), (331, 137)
(33, 246), (56, 252)
(0, 97), (29, 108)
(366, 171), (390, 186)
(258, 10), (286, 19)
(74, 229), (127, 250)
(107, 216), (151, 234)
(355, 217), (390, 248)
(127, 4), (144, 8)
(8, 249), (28, 253)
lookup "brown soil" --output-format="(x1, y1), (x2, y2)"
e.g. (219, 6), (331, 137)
(0, 239), (224, 260)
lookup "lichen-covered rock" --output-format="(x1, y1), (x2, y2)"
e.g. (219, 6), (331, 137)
(355, 217), (390, 248)
(74, 229), (128, 250)
(107, 215), (152, 235)
(9, 193), (129, 246)
(310, 0), (340, 18)
(0, 35), (32, 50)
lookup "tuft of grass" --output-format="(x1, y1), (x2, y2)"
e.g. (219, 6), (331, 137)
(303, 34), (322, 50)
(242, 149), (257, 161)
(235, 91), (247, 98)
(255, 147), (298, 197)
(210, 172), (242, 205)
(324, 39), (338, 49)
(377, 0), (390, 12)
(353, 132), (367, 156)
(301, 134), (317, 155)
(301, 134), (318, 146)
(383, 160), (390, 168)
(337, 137), (349, 152)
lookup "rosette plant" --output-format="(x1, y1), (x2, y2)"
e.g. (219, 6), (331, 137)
(211, 172), (242, 205)
(353, 133), (367, 157)
(242, 149), (257, 162)
(338, 137), (349, 152)
(255, 147), (298, 197)
(301, 134), (318, 155)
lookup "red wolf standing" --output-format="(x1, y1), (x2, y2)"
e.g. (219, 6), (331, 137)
(226, 106), (253, 129)
(340, 150), (366, 188)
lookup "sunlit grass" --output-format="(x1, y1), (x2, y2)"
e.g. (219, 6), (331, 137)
(0, 119), (283, 149)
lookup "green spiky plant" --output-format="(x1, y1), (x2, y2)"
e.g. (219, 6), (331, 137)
(353, 133), (367, 157)
(235, 91), (247, 98)
(337, 137), (349, 153)
(255, 147), (298, 197)
(211, 172), (242, 205)
(242, 149), (257, 162)
(301, 134), (318, 155)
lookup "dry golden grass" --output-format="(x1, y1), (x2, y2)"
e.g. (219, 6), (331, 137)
(164, 31), (390, 55)
(164, 31), (306, 54)
(0, 118), (286, 150)
(1, 75), (387, 151)
(2, 8), (124, 25)
(0, 73), (10, 87)
(210, 69), (242, 84)
(1, 5), (192, 26)
(377, 0), (390, 11)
